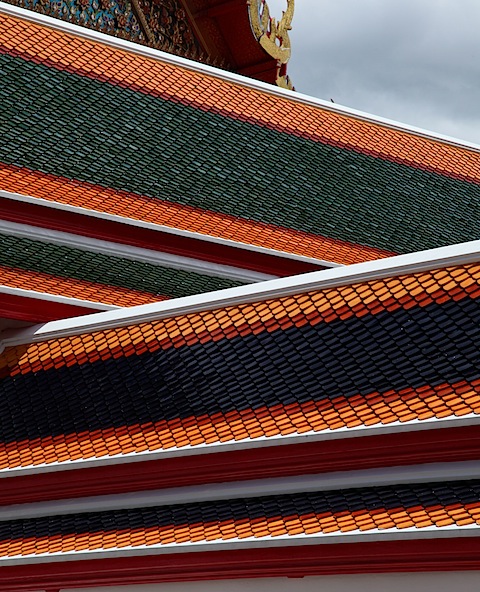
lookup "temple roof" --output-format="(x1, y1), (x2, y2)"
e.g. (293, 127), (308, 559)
(1, 0), (287, 83)
(1, 4), (480, 272)
(1, 4), (480, 587)
(0, 241), (478, 581)
(1, 241), (478, 474)
(0, 479), (479, 563)
(0, 230), (249, 317)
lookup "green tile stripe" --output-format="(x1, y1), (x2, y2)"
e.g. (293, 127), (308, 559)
(1, 55), (480, 254)
(0, 234), (244, 298)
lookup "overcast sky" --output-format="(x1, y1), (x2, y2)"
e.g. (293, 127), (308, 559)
(267, 0), (480, 145)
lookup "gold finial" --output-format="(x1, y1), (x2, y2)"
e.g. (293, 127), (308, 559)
(248, 0), (294, 88)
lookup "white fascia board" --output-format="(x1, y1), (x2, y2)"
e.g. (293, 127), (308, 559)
(2, 460), (480, 522)
(1, 2), (479, 153)
(0, 218), (276, 283)
(0, 525), (478, 566)
(0, 288), (115, 354)
(0, 286), (117, 311)
(3, 239), (480, 347)
(0, 190), (342, 270)
(2, 414), (479, 479)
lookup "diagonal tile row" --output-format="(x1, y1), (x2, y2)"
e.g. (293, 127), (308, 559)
(1, 480), (479, 557)
(0, 263), (478, 469)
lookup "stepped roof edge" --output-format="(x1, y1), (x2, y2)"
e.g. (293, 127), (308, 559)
(3, 239), (479, 348)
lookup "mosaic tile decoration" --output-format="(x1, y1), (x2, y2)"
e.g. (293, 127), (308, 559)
(0, 480), (479, 558)
(0, 261), (479, 470)
(3, 0), (206, 61)
(136, 0), (204, 57)
(0, 233), (246, 306)
(1, 12), (480, 264)
(5, 0), (144, 41)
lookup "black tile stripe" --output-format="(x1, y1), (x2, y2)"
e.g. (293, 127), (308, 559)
(0, 480), (479, 542)
(1, 55), (480, 254)
(1, 297), (479, 442)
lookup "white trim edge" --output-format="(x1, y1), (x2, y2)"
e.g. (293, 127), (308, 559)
(0, 190), (342, 270)
(0, 285), (117, 311)
(2, 414), (479, 478)
(0, 218), (276, 283)
(2, 460), (479, 522)
(0, 525), (478, 566)
(2, 239), (479, 346)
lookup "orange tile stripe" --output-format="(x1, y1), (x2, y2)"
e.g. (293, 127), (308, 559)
(0, 265), (163, 308)
(1, 502), (479, 557)
(1, 379), (477, 470)
(1, 14), (479, 185)
(0, 163), (391, 266)
(2, 263), (479, 377)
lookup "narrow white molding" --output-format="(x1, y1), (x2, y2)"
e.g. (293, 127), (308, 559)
(0, 218), (276, 283)
(2, 239), (479, 346)
(0, 288), (114, 352)
(0, 285), (116, 311)
(2, 460), (479, 522)
(1, 2), (479, 153)
(1, 414), (479, 479)
(0, 525), (478, 566)
(0, 190), (342, 270)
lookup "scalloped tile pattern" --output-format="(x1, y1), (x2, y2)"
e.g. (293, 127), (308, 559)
(0, 262), (478, 470)
(0, 481), (479, 557)
(1, 12), (480, 262)
(0, 233), (245, 305)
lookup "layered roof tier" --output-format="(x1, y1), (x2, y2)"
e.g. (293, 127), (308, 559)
(0, 242), (478, 479)
(1, 4), (480, 588)
(1, 4), (480, 270)
(0, 242), (478, 583)
(1, 243), (478, 473)
(1, 479), (479, 558)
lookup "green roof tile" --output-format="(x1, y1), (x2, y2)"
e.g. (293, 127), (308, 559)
(0, 234), (245, 298)
(1, 55), (480, 254)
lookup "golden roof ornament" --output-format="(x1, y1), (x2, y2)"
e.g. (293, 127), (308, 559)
(248, 0), (294, 89)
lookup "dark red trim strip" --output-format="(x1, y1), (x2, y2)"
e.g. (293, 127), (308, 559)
(0, 292), (100, 323)
(0, 198), (325, 277)
(0, 537), (478, 590)
(1, 425), (479, 506)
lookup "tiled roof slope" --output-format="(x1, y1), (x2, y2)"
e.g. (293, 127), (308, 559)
(0, 233), (246, 306)
(1, 250), (478, 471)
(1, 8), (480, 265)
(0, 480), (479, 561)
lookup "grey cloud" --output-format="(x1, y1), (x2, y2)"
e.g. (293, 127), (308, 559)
(279, 0), (480, 143)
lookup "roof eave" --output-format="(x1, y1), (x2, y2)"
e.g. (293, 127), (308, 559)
(3, 239), (479, 348)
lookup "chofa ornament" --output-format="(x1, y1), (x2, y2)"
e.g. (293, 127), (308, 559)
(248, 0), (294, 88)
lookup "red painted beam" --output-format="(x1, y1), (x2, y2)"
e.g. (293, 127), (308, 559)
(1, 425), (479, 506)
(0, 199), (325, 277)
(0, 292), (100, 323)
(193, 0), (241, 19)
(0, 537), (479, 590)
